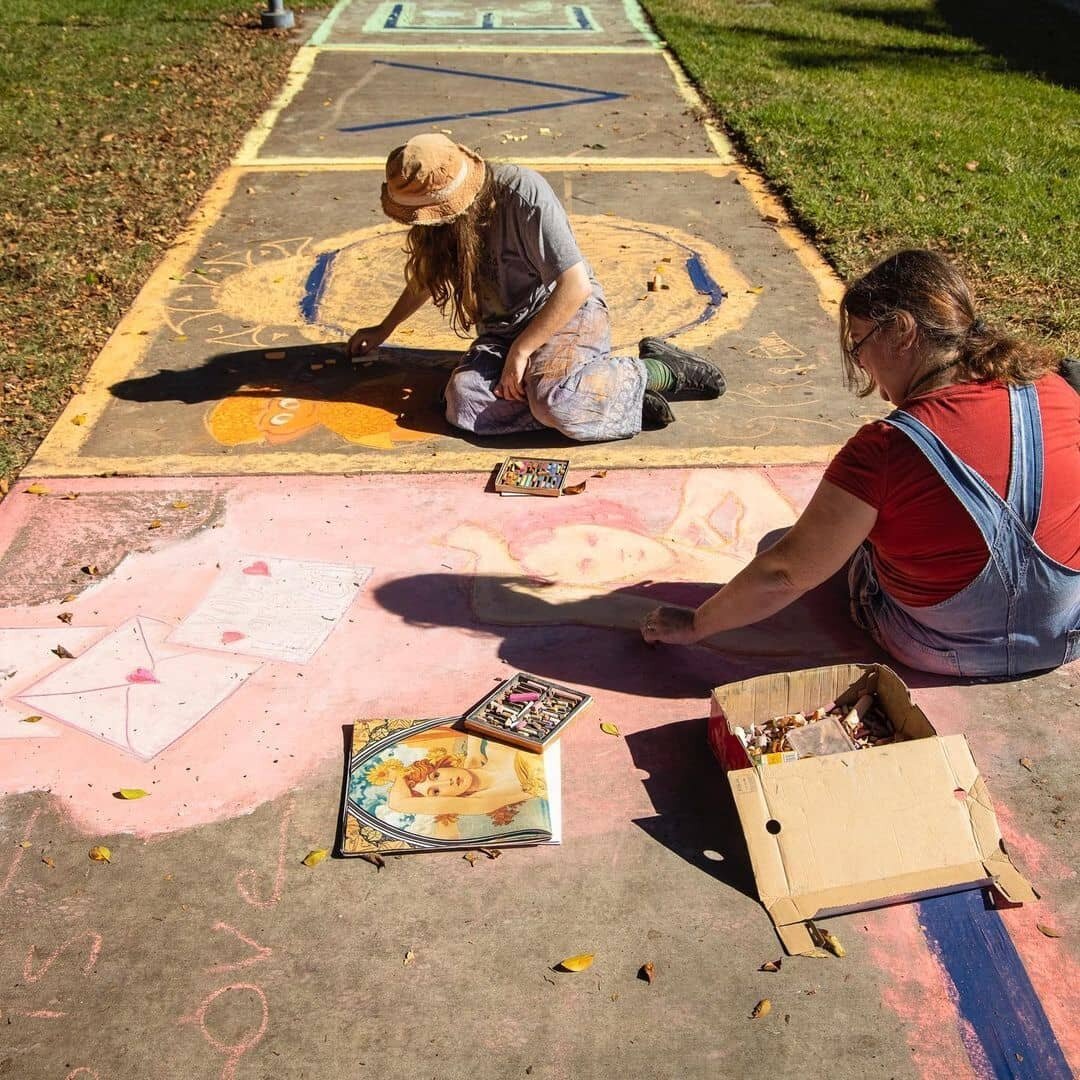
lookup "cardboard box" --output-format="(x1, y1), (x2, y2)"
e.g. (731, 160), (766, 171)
(709, 663), (1036, 955)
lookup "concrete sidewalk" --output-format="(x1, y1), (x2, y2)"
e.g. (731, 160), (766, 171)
(1, 3), (1077, 1079)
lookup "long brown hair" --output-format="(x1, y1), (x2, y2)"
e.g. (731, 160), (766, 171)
(839, 249), (1057, 398)
(403, 168), (496, 337)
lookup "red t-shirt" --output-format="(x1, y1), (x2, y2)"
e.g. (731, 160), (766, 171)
(824, 374), (1080, 606)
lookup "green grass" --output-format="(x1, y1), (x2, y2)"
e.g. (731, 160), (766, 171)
(0, 0), (301, 488)
(644, 0), (1079, 350)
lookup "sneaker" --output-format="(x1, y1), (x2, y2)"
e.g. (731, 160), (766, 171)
(641, 388), (676, 429)
(639, 337), (726, 399)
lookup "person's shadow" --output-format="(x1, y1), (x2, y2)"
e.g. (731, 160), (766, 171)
(108, 343), (587, 450)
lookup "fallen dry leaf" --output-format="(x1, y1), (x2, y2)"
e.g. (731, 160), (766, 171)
(52, 645), (75, 659)
(62, 594), (77, 603)
(463, 851), (478, 866)
(759, 959), (782, 973)
(25, 483), (49, 496)
(478, 847), (502, 860)
(71, 414), (87, 426)
(403, 949), (416, 966)
(590, 470), (608, 478)
(747, 285), (765, 295)
(19, 840), (31, 848)
(360, 852), (385, 870)
(113, 789), (149, 800)
(639, 962), (656, 984)
(965, 161), (979, 171)
(60, 493), (80, 501)
(600, 722), (621, 737)
(1019, 757), (1035, 771)
(42, 856), (56, 868)
(22, 715), (43, 724)
(81, 565), (99, 576)
(819, 929), (846, 957)
(148, 519), (163, 530)
(88, 846), (112, 863)
(57, 612), (73, 624)
(302, 848), (329, 867)
(1037, 923), (1062, 938)
(751, 998), (772, 1019)
(563, 481), (587, 496)
(556, 953), (594, 972)
(171, 500), (190, 510)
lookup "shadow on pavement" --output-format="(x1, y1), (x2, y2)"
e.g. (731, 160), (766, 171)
(626, 715), (758, 900)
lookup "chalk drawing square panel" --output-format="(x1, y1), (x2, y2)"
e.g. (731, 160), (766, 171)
(169, 556), (373, 663)
(0, 627), (107, 739)
(17, 617), (260, 761)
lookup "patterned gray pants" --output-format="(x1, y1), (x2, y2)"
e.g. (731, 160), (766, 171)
(444, 294), (647, 442)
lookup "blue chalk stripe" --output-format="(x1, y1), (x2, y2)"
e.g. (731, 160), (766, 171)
(300, 250), (338, 325)
(917, 889), (1072, 1079)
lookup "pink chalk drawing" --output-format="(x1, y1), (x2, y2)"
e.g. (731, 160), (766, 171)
(64, 1070), (100, 1080)
(207, 923), (273, 974)
(0, 627), (105, 740)
(180, 983), (269, 1080)
(170, 555), (372, 663)
(17, 616), (261, 761)
(0, 805), (42, 898)
(23, 930), (103, 983)
(236, 797), (295, 909)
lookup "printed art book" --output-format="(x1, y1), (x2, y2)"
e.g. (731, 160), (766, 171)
(339, 716), (562, 856)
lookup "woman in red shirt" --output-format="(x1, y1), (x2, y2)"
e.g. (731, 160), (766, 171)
(641, 249), (1080, 676)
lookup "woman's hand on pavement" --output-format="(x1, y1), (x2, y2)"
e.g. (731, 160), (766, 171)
(641, 605), (699, 646)
(348, 323), (389, 357)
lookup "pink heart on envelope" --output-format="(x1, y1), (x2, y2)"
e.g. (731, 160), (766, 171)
(126, 667), (158, 684)
(221, 631), (245, 644)
(242, 561), (270, 576)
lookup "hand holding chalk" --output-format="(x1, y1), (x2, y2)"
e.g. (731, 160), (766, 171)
(348, 323), (390, 358)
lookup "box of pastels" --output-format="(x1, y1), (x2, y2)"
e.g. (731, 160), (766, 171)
(463, 672), (592, 752)
(494, 456), (570, 496)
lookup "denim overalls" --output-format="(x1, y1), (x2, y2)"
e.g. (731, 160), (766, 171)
(849, 383), (1080, 676)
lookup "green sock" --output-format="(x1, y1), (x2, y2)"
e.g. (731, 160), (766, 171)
(643, 356), (675, 393)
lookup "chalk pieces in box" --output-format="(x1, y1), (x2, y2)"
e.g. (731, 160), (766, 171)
(494, 456), (570, 497)
(463, 672), (592, 752)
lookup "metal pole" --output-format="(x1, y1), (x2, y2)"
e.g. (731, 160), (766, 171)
(261, 0), (295, 29)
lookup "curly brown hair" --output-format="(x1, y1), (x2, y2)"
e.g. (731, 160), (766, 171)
(839, 249), (1058, 399)
(403, 755), (455, 795)
(403, 167), (496, 337)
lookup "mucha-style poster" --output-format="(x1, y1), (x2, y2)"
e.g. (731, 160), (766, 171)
(340, 717), (561, 855)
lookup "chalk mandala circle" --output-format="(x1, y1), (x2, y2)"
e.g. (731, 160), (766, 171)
(193, 216), (758, 353)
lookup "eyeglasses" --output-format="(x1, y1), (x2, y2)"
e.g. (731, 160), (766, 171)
(849, 322), (883, 362)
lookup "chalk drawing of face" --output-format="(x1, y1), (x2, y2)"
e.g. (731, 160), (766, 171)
(443, 471), (796, 630)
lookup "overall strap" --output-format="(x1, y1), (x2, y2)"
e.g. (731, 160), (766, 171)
(882, 409), (1008, 549)
(1005, 383), (1044, 533)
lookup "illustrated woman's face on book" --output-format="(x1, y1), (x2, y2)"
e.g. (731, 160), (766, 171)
(411, 766), (477, 798)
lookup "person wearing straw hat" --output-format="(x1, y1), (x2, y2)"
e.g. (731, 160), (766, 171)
(348, 134), (726, 440)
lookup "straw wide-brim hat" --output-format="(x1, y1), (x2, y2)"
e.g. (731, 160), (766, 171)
(381, 134), (486, 226)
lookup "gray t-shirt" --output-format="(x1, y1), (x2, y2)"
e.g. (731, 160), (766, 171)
(477, 164), (601, 339)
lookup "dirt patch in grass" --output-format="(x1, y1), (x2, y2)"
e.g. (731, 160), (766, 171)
(0, 4), (306, 491)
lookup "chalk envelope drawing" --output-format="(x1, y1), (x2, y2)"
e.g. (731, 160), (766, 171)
(170, 556), (372, 663)
(341, 717), (562, 856)
(0, 627), (108, 740)
(17, 616), (260, 761)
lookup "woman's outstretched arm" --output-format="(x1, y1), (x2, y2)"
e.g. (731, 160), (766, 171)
(641, 480), (877, 645)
